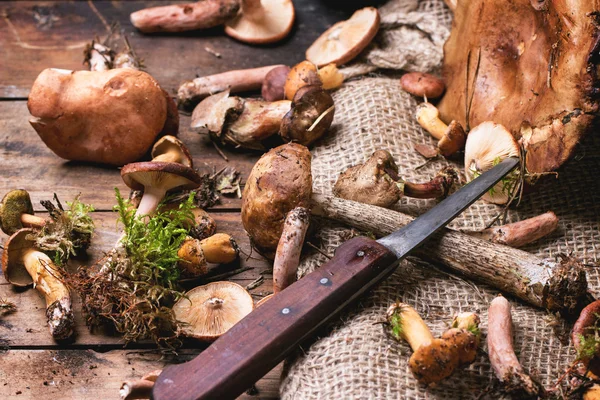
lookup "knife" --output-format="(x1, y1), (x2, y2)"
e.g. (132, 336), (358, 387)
(152, 157), (519, 400)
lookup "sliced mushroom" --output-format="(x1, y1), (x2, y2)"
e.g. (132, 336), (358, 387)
(2, 229), (74, 339)
(306, 7), (380, 67)
(224, 0), (295, 44)
(464, 122), (521, 204)
(173, 281), (254, 341)
(0, 189), (46, 235)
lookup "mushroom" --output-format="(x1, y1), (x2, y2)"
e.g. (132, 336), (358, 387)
(130, 0), (241, 33)
(437, 0), (600, 174)
(241, 143), (312, 292)
(224, 0), (295, 44)
(441, 312), (481, 365)
(178, 64), (286, 109)
(0, 189), (46, 235)
(400, 72), (445, 99)
(177, 233), (239, 278)
(28, 68), (177, 166)
(200, 233), (239, 264)
(120, 369), (162, 400)
(262, 65), (292, 101)
(281, 61), (345, 101)
(151, 135), (193, 167)
(84, 41), (113, 72)
(416, 102), (466, 157)
(470, 211), (559, 248)
(177, 237), (209, 278)
(306, 7), (380, 67)
(2, 229), (74, 339)
(333, 150), (458, 208)
(464, 121), (521, 204)
(172, 281), (254, 341)
(386, 303), (479, 385)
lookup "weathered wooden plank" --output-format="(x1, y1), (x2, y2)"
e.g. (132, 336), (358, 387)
(0, 349), (282, 399)
(0, 1), (352, 98)
(0, 212), (273, 347)
(0, 101), (265, 211)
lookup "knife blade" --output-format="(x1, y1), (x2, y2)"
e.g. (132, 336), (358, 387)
(152, 157), (520, 400)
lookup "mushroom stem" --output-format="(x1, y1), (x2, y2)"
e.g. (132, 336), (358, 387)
(120, 377), (156, 400)
(311, 194), (591, 316)
(416, 102), (447, 140)
(178, 65), (286, 109)
(273, 207), (310, 293)
(386, 303), (434, 351)
(20, 213), (47, 229)
(402, 167), (458, 199)
(199, 233), (239, 264)
(135, 186), (168, 218)
(86, 42), (113, 71)
(22, 249), (73, 339)
(470, 211), (559, 248)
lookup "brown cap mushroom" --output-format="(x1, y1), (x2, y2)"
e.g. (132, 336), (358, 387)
(441, 312), (481, 365)
(305, 7), (380, 67)
(173, 281), (254, 341)
(177, 237), (209, 278)
(121, 162), (202, 217)
(0, 189), (46, 235)
(400, 72), (445, 99)
(262, 65), (292, 102)
(151, 135), (193, 167)
(224, 0), (295, 44)
(28, 68), (173, 166)
(284, 61), (344, 101)
(464, 122), (521, 204)
(199, 233), (239, 264)
(2, 228), (74, 339)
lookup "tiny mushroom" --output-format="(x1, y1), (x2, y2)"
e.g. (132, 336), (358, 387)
(400, 72), (445, 99)
(464, 121), (521, 204)
(306, 7), (380, 67)
(2, 229), (74, 339)
(151, 135), (194, 167)
(120, 369), (162, 400)
(262, 65), (292, 101)
(333, 150), (458, 208)
(130, 0), (241, 33)
(199, 233), (239, 264)
(177, 233), (239, 279)
(241, 143), (312, 292)
(173, 281), (254, 341)
(415, 102), (466, 157)
(283, 61), (344, 101)
(224, 0), (295, 44)
(0, 189), (46, 235)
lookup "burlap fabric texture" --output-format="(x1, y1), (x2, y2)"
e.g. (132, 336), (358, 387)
(280, 0), (600, 398)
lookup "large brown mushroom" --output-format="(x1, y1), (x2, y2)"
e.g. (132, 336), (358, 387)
(224, 0), (295, 44)
(28, 68), (177, 166)
(438, 0), (600, 174)
(0, 189), (46, 235)
(2, 229), (74, 340)
(173, 281), (254, 341)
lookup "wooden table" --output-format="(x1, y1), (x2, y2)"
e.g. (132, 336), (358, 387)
(0, 2), (355, 398)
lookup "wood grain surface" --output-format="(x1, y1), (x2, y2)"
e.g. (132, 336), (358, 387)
(0, 1), (359, 398)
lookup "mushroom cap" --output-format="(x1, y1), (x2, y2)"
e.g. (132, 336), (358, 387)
(241, 143), (312, 258)
(438, 0), (600, 173)
(262, 65), (292, 102)
(177, 238), (208, 279)
(0, 189), (35, 235)
(151, 135), (193, 167)
(173, 281), (254, 341)
(256, 293), (274, 307)
(28, 68), (168, 166)
(224, 0), (295, 44)
(440, 328), (479, 365)
(438, 120), (466, 157)
(2, 228), (36, 287)
(284, 61), (321, 101)
(121, 161), (202, 193)
(190, 90), (244, 136)
(409, 338), (459, 384)
(305, 7), (380, 67)
(464, 122), (520, 204)
(400, 72), (445, 99)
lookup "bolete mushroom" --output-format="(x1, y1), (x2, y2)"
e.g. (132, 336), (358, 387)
(333, 150), (458, 208)
(464, 122), (521, 204)
(224, 0), (295, 44)
(173, 281), (254, 341)
(130, 0), (241, 33)
(416, 102), (466, 157)
(438, 0), (600, 174)
(28, 68), (177, 166)
(283, 61), (344, 101)
(306, 7), (380, 67)
(2, 228), (74, 339)
(0, 189), (46, 235)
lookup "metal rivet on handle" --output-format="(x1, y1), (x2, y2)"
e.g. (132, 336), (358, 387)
(357, 250), (365, 257)
(282, 308), (290, 315)
(320, 278), (329, 285)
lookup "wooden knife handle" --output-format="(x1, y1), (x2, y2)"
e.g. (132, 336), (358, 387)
(151, 236), (398, 400)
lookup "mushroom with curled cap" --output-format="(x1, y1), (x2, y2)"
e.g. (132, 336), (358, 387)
(224, 0), (295, 44)
(173, 281), (254, 341)
(151, 135), (193, 167)
(241, 143), (312, 293)
(0, 189), (46, 235)
(2, 228), (74, 339)
(464, 121), (521, 205)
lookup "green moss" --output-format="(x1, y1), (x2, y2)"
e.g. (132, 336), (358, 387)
(387, 305), (405, 341)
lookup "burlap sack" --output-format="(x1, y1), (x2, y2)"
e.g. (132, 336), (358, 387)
(280, 0), (600, 398)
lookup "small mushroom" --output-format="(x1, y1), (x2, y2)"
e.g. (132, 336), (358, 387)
(200, 233), (239, 264)
(120, 369), (162, 400)
(224, 0), (295, 44)
(121, 162), (202, 217)
(173, 281), (254, 341)
(470, 211), (559, 248)
(464, 121), (521, 204)
(333, 150), (458, 208)
(0, 189), (46, 235)
(262, 65), (292, 101)
(130, 0), (241, 33)
(416, 102), (466, 157)
(177, 233), (239, 278)
(306, 7), (380, 67)
(2, 229), (74, 339)
(400, 72), (445, 99)
(440, 312), (481, 365)
(177, 237), (209, 278)
(151, 135), (193, 167)
(158, 203), (217, 240)
(572, 299), (600, 376)
(283, 61), (344, 101)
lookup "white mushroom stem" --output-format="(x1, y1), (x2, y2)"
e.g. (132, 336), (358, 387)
(87, 42), (112, 71)
(120, 370), (162, 400)
(416, 102), (448, 140)
(20, 213), (47, 228)
(135, 186), (168, 218)
(178, 65), (286, 108)
(470, 211), (559, 248)
(23, 249), (73, 339)
(273, 207), (310, 293)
